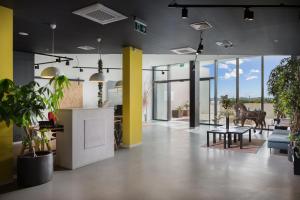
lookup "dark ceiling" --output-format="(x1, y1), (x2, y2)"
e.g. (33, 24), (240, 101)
(1, 0), (300, 54)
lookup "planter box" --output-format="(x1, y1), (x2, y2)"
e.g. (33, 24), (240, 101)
(182, 110), (189, 117)
(17, 151), (53, 187)
(172, 110), (183, 118)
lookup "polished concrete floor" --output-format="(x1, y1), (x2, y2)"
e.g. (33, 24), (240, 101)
(1, 121), (300, 200)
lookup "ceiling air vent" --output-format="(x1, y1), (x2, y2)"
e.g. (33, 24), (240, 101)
(73, 3), (127, 25)
(171, 47), (196, 55)
(190, 21), (213, 31)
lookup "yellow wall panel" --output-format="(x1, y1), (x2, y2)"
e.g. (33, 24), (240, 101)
(122, 47), (142, 147)
(0, 5), (13, 184)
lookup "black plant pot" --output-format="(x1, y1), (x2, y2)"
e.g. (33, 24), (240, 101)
(226, 116), (230, 130)
(17, 151), (53, 187)
(294, 148), (300, 175)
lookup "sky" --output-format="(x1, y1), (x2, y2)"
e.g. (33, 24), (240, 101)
(202, 55), (289, 99)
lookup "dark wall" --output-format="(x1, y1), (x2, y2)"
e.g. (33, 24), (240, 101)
(13, 51), (34, 142)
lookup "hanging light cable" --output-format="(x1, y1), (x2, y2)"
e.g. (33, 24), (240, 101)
(89, 38), (105, 82)
(196, 31), (204, 55)
(41, 24), (61, 78)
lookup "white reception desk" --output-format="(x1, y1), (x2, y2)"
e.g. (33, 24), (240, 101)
(56, 108), (114, 169)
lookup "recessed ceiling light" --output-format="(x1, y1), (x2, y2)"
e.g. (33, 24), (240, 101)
(216, 40), (234, 48)
(77, 46), (96, 51)
(190, 21), (213, 31)
(170, 47), (197, 55)
(18, 32), (29, 36)
(273, 39), (279, 43)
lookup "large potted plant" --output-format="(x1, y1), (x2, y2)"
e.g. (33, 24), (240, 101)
(267, 57), (300, 175)
(0, 75), (69, 186)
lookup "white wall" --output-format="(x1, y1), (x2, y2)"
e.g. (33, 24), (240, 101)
(35, 54), (236, 121)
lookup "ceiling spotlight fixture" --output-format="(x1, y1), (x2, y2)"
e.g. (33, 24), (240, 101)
(18, 32), (29, 36)
(107, 68), (109, 73)
(34, 65), (39, 69)
(80, 68), (83, 72)
(244, 7), (254, 21)
(66, 60), (70, 66)
(181, 7), (188, 19)
(216, 40), (234, 48)
(41, 24), (61, 78)
(89, 38), (105, 82)
(196, 31), (204, 55)
(162, 70), (165, 75)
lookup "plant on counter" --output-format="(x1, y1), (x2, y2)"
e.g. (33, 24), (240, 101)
(267, 57), (300, 152)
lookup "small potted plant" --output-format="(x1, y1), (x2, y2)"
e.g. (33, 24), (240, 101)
(0, 75), (69, 186)
(172, 106), (183, 118)
(183, 101), (189, 116)
(219, 95), (234, 130)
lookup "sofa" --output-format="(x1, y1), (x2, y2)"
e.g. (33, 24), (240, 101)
(268, 129), (290, 151)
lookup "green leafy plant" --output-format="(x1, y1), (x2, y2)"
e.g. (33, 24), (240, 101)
(0, 75), (69, 156)
(267, 57), (300, 151)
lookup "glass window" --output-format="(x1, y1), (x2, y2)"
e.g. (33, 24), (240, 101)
(218, 58), (237, 124)
(239, 56), (262, 110)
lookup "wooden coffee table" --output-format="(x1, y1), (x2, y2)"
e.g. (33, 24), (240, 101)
(207, 126), (252, 149)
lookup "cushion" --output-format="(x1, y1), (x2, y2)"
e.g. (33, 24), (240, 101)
(268, 134), (289, 144)
(272, 129), (290, 135)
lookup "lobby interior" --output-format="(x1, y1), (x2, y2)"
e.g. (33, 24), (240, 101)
(1, 0), (300, 200)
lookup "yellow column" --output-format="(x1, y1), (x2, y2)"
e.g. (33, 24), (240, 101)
(122, 47), (142, 147)
(0, 6), (13, 184)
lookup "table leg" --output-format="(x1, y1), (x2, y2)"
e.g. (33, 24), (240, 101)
(224, 133), (227, 149)
(249, 129), (252, 142)
(213, 133), (216, 144)
(207, 132), (209, 147)
(219, 134), (221, 141)
(240, 134), (243, 149)
(234, 133), (237, 143)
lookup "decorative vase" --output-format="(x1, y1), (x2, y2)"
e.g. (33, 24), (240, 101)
(226, 116), (230, 130)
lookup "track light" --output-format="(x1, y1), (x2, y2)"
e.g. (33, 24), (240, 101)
(34, 65), (39, 69)
(162, 70), (165, 75)
(244, 7), (254, 21)
(80, 68), (83, 72)
(181, 7), (188, 19)
(66, 60), (70, 66)
(56, 58), (61, 63)
(107, 68), (109, 73)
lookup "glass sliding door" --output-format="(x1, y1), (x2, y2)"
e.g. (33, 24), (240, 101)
(153, 66), (170, 121)
(153, 83), (168, 120)
(199, 79), (211, 124)
(199, 61), (215, 124)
